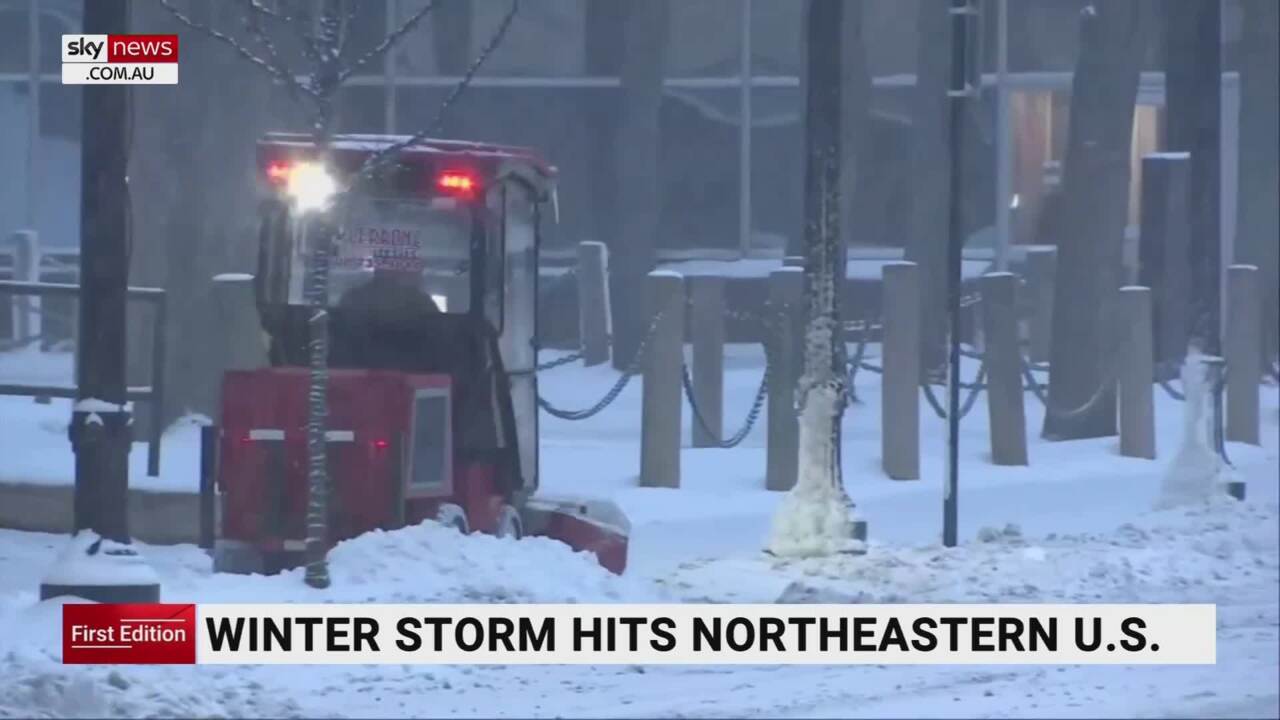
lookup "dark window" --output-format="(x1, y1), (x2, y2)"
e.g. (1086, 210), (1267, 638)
(409, 391), (448, 489)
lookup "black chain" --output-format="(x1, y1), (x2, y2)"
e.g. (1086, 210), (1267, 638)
(920, 363), (987, 420)
(536, 307), (666, 421)
(680, 354), (769, 448)
(1025, 360), (1118, 420)
(535, 349), (586, 371)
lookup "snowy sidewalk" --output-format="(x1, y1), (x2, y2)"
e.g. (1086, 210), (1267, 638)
(0, 495), (1276, 718)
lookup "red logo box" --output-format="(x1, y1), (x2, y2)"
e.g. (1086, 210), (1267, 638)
(63, 603), (196, 664)
(106, 34), (179, 63)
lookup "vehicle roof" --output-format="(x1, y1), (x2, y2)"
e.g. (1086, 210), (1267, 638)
(259, 132), (555, 177)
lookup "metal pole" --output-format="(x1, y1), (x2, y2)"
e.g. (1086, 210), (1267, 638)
(943, 0), (974, 548)
(738, 0), (753, 257)
(42, 0), (158, 604)
(993, 0), (1010, 271)
(26, 0), (40, 229)
(384, 0), (398, 133)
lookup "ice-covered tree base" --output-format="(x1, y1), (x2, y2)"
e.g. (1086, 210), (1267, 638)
(767, 382), (865, 558)
(1156, 352), (1235, 509)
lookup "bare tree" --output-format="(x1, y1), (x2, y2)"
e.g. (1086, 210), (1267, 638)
(1043, 2), (1148, 440)
(1164, 0), (1221, 355)
(1235, 0), (1279, 362)
(906, 0), (952, 374)
(610, 0), (669, 370)
(767, 0), (857, 559)
(158, 0), (518, 587)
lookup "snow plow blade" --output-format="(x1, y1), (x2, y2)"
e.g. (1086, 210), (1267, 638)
(521, 497), (630, 575)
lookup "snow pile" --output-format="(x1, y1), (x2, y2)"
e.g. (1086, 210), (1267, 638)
(1157, 353), (1231, 509)
(767, 381), (862, 558)
(39, 532), (159, 588)
(0, 599), (305, 719)
(669, 499), (1279, 606)
(0, 520), (657, 719)
(270, 520), (657, 604)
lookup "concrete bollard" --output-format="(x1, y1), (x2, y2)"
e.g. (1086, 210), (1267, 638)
(979, 272), (1028, 465)
(1118, 286), (1156, 459)
(9, 230), (40, 343)
(640, 271), (684, 488)
(1026, 247), (1056, 364)
(212, 274), (268, 373)
(689, 275), (725, 448)
(576, 241), (611, 367)
(881, 262), (920, 480)
(1226, 265), (1261, 445)
(766, 267), (804, 491)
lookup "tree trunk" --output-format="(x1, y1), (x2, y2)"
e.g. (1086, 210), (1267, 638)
(1235, 0), (1279, 361)
(906, 0), (952, 374)
(431, 0), (474, 137)
(1163, 0), (1221, 355)
(432, 0), (474, 74)
(610, 0), (668, 369)
(1043, 2), (1147, 440)
(583, 0), (625, 258)
(840, 3), (871, 250)
(767, 0), (856, 559)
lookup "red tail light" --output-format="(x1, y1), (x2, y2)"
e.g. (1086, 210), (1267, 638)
(436, 171), (477, 196)
(265, 162), (290, 186)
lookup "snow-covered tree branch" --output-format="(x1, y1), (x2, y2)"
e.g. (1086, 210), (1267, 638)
(155, 0), (520, 589)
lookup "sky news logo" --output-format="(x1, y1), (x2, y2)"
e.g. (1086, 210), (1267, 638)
(61, 34), (179, 85)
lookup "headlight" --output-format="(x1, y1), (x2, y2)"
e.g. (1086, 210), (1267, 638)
(285, 162), (337, 213)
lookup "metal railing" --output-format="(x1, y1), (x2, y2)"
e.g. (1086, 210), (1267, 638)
(0, 280), (168, 477)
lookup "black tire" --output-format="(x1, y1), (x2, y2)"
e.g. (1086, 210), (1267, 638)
(495, 504), (523, 539)
(437, 503), (469, 534)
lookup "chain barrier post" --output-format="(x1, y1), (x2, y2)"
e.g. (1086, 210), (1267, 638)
(576, 241), (611, 367)
(1026, 246), (1055, 364)
(1118, 286), (1156, 459)
(979, 272), (1028, 465)
(689, 275), (725, 448)
(766, 267), (803, 491)
(640, 271), (684, 489)
(9, 230), (40, 346)
(1225, 264), (1260, 445)
(882, 261), (920, 479)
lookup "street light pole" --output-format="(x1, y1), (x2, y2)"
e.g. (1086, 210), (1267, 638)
(994, 0), (1010, 272)
(41, 0), (159, 603)
(738, 0), (753, 258)
(943, 0), (977, 549)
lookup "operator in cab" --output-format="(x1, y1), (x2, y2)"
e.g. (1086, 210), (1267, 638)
(329, 265), (443, 371)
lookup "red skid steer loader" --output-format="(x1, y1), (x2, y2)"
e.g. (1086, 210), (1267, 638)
(204, 133), (628, 575)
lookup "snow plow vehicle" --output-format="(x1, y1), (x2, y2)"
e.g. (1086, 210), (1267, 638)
(205, 133), (628, 575)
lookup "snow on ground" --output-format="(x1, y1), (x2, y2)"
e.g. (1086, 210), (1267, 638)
(1, 343), (1278, 717)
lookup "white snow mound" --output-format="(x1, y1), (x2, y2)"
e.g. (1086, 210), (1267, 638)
(0, 520), (657, 719)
